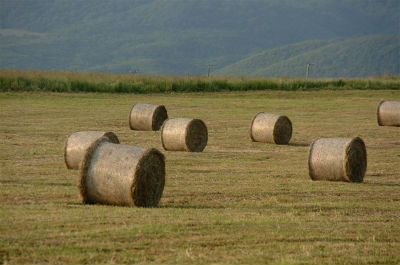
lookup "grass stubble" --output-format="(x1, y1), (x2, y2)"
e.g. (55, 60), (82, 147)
(0, 88), (399, 264)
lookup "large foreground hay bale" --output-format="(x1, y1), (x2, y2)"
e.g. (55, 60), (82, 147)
(79, 138), (165, 207)
(129, 103), (168, 131)
(377, 100), (400, 127)
(308, 137), (367, 182)
(161, 118), (208, 152)
(64, 131), (119, 170)
(250, 112), (292, 144)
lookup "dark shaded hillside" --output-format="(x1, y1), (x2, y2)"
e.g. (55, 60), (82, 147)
(0, 0), (399, 76)
(214, 35), (400, 78)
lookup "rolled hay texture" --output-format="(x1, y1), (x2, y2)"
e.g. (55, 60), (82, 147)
(161, 118), (208, 152)
(250, 112), (292, 144)
(129, 103), (168, 131)
(308, 137), (367, 183)
(377, 100), (400, 127)
(64, 131), (119, 170)
(79, 138), (165, 207)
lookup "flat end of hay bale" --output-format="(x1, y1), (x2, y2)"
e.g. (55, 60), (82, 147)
(103, 132), (120, 144)
(78, 136), (110, 204)
(273, 115), (292, 145)
(160, 120), (168, 151)
(152, 105), (168, 131)
(128, 103), (135, 130)
(132, 148), (166, 207)
(185, 119), (208, 152)
(63, 137), (72, 169)
(344, 137), (367, 183)
(308, 138), (319, 181)
(249, 112), (263, 142)
(377, 100), (385, 126)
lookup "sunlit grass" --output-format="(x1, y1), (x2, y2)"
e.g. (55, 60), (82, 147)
(0, 89), (399, 264)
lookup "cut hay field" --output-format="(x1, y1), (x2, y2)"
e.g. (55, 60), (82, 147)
(0, 90), (399, 264)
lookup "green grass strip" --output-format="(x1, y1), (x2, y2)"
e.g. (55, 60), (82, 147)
(0, 70), (398, 93)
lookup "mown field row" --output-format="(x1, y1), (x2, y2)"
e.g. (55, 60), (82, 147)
(0, 69), (399, 93)
(0, 89), (399, 264)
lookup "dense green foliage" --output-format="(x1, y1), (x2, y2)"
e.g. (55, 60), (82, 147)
(0, 0), (398, 76)
(0, 70), (399, 93)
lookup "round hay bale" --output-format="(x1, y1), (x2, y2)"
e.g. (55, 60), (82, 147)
(161, 118), (208, 152)
(377, 100), (400, 127)
(129, 103), (168, 131)
(64, 131), (119, 170)
(79, 138), (165, 207)
(308, 137), (367, 183)
(250, 112), (292, 144)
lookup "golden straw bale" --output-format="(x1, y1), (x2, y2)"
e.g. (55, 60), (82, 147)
(250, 112), (292, 144)
(161, 118), (208, 152)
(129, 103), (168, 131)
(308, 137), (367, 182)
(79, 138), (165, 207)
(64, 131), (119, 170)
(377, 100), (400, 127)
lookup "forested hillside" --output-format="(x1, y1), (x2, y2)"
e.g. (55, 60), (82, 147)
(214, 35), (400, 78)
(0, 0), (398, 76)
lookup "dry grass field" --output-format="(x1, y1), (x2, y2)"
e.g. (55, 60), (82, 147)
(0, 90), (399, 264)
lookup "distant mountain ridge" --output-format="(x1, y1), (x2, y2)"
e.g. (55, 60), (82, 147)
(0, 0), (399, 76)
(214, 35), (400, 78)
